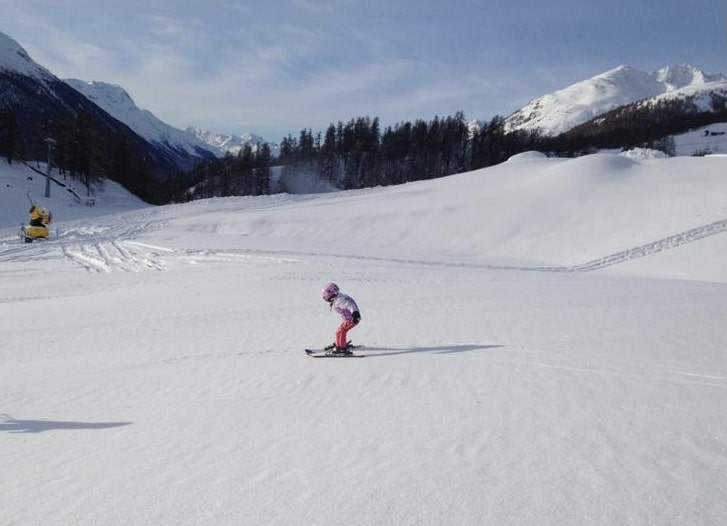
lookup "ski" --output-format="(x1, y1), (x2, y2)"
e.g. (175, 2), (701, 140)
(305, 350), (364, 358)
(305, 347), (364, 358)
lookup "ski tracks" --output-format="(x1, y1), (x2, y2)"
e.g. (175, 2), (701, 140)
(231, 217), (727, 276)
(2, 216), (726, 275)
(566, 217), (727, 272)
(61, 240), (168, 273)
(0, 221), (171, 274)
(51, 220), (169, 273)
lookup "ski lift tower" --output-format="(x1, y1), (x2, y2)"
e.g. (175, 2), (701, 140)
(44, 137), (56, 198)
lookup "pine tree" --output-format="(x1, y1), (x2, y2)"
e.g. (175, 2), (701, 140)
(0, 106), (18, 164)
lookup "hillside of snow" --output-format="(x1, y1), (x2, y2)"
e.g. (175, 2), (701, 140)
(1, 152), (726, 525)
(503, 64), (727, 136)
(672, 123), (726, 156)
(0, 31), (55, 83)
(63, 79), (280, 159)
(64, 79), (219, 158)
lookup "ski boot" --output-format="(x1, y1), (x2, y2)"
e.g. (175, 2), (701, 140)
(330, 342), (354, 356)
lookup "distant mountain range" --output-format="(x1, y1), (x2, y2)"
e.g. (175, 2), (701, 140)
(186, 127), (280, 158)
(64, 79), (280, 159)
(62, 80), (280, 160)
(0, 31), (277, 171)
(2, 29), (725, 181)
(502, 64), (727, 136)
(68, 62), (723, 154)
(1, 31), (210, 180)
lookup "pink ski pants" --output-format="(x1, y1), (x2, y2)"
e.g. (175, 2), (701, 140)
(336, 319), (359, 348)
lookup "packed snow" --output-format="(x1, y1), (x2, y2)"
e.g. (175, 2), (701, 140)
(1, 151), (726, 526)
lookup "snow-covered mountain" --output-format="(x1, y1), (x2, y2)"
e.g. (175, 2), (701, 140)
(1, 31), (197, 181)
(503, 64), (727, 136)
(2, 28), (276, 168)
(0, 31), (55, 83)
(187, 127), (280, 158)
(64, 80), (279, 160)
(64, 79), (218, 161)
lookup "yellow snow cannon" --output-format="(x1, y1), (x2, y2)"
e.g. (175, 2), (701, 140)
(20, 204), (53, 243)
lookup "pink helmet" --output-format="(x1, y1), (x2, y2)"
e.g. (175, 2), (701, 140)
(321, 282), (339, 302)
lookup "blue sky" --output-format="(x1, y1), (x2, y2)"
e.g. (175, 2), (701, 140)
(1, 0), (725, 142)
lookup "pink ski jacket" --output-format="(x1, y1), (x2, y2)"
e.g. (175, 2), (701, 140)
(332, 293), (360, 322)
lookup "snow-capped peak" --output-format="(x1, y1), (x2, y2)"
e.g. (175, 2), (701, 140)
(503, 64), (726, 136)
(64, 79), (138, 114)
(187, 127), (280, 158)
(653, 64), (722, 90)
(63, 80), (278, 159)
(64, 78), (218, 160)
(0, 31), (56, 83)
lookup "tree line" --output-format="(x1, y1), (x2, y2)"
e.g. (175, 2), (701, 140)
(174, 143), (273, 201)
(1, 106), (105, 192)
(276, 112), (540, 190)
(182, 112), (543, 200)
(170, 96), (726, 201)
(1, 104), (171, 203)
(4, 92), (725, 204)
(551, 94), (727, 154)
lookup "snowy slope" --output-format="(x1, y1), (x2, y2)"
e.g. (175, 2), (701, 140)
(673, 122), (727, 155)
(63, 79), (279, 159)
(1, 31), (211, 175)
(64, 79), (218, 158)
(1, 29), (264, 165)
(0, 31), (56, 83)
(1, 152), (726, 526)
(503, 64), (727, 136)
(0, 161), (150, 229)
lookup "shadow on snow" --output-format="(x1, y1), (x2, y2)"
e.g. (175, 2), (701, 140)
(0, 414), (131, 434)
(361, 344), (504, 357)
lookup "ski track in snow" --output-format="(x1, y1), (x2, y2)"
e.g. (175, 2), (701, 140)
(565, 217), (727, 272)
(1, 216), (726, 274)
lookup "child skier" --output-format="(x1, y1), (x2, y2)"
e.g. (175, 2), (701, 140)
(321, 283), (361, 354)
